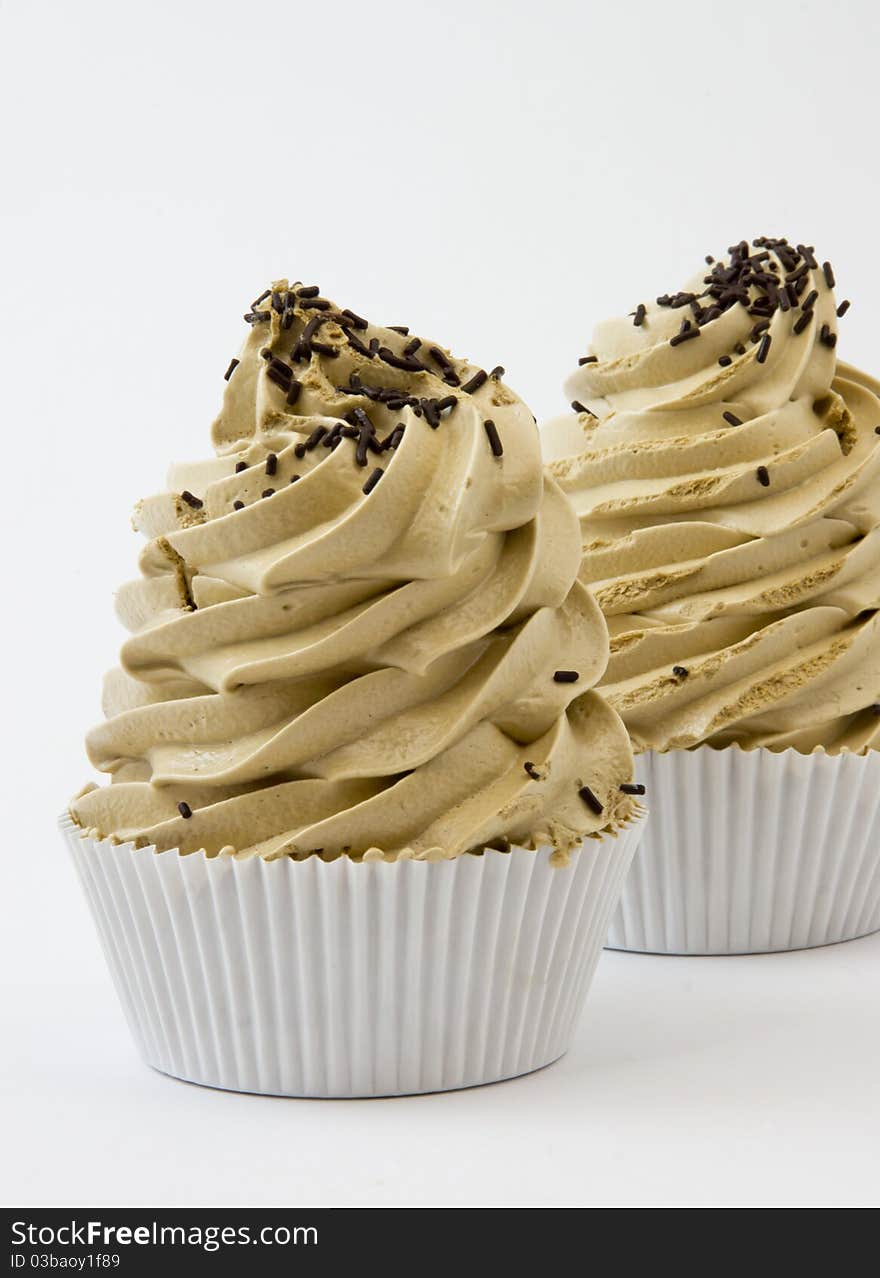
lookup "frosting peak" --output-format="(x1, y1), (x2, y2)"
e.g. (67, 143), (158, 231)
(543, 238), (880, 754)
(73, 279), (635, 858)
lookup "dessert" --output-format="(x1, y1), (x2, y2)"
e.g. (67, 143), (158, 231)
(63, 278), (644, 1095)
(543, 237), (880, 952)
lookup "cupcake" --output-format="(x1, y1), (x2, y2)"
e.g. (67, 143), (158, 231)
(543, 237), (880, 954)
(65, 278), (643, 1096)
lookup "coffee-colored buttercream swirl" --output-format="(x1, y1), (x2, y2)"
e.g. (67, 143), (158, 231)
(72, 279), (634, 859)
(543, 238), (880, 753)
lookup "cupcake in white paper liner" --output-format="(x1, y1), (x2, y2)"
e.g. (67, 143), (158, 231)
(62, 817), (644, 1097)
(607, 748), (880, 954)
(543, 235), (880, 954)
(65, 279), (642, 1095)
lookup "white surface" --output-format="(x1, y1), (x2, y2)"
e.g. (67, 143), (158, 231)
(5, 925), (880, 1208)
(3, 0), (880, 1207)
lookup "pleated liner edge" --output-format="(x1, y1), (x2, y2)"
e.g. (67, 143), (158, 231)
(61, 816), (645, 1097)
(608, 747), (880, 955)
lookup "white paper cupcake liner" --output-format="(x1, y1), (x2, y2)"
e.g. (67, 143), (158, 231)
(607, 748), (880, 955)
(61, 816), (644, 1097)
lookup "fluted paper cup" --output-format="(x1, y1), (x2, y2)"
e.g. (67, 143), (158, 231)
(607, 748), (880, 955)
(61, 815), (644, 1097)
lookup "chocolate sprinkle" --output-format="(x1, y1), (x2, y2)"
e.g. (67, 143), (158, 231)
(578, 786), (604, 815)
(619, 783), (646, 796)
(489, 365), (505, 378)
(177, 801), (192, 819)
(262, 488), (275, 499)
(553, 670), (579, 683)
(224, 358), (239, 381)
(523, 761), (541, 781)
(571, 401), (588, 413)
(233, 500), (244, 511)
(756, 334), (771, 363)
(234, 461), (248, 473)
(180, 490), (203, 510)
(267, 364), (292, 391)
(428, 346), (453, 370)
(342, 308), (368, 330)
(265, 453), (277, 476)
(822, 262), (835, 288)
(723, 411), (742, 427)
(483, 419), (503, 457)
(578, 355), (598, 365)
(294, 424), (327, 458)
(757, 465), (770, 486)
(670, 324), (699, 347)
(362, 467), (384, 495)
(672, 665), (689, 678)
(819, 324), (837, 349)
(718, 355), (732, 367)
(461, 369), (488, 394)
(837, 299), (851, 318)
(633, 303), (646, 327)
(793, 310), (813, 336)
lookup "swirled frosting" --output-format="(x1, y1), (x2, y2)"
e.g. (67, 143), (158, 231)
(72, 279), (635, 859)
(543, 238), (880, 754)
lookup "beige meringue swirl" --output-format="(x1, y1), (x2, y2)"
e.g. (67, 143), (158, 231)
(543, 238), (880, 754)
(72, 279), (635, 859)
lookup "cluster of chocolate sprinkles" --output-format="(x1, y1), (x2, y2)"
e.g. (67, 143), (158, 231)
(224, 281), (514, 503)
(644, 238), (843, 361)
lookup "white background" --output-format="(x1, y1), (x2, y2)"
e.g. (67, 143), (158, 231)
(2, 0), (879, 1208)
